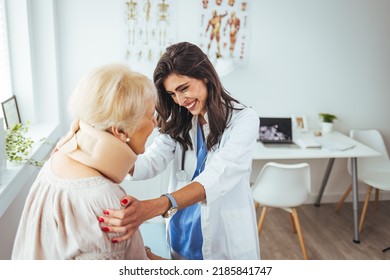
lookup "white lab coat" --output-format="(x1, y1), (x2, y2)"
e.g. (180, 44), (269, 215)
(132, 105), (260, 260)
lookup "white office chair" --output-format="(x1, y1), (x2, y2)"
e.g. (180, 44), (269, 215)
(252, 162), (311, 260)
(335, 129), (390, 233)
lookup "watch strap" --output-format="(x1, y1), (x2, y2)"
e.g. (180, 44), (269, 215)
(162, 193), (178, 209)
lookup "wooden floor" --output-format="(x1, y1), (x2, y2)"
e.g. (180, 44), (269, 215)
(256, 200), (390, 260)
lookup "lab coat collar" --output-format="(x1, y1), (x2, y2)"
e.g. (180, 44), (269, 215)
(191, 113), (210, 140)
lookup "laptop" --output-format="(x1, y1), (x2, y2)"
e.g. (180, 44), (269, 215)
(258, 117), (296, 147)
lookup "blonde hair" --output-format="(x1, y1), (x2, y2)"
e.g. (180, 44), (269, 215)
(69, 64), (156, 135)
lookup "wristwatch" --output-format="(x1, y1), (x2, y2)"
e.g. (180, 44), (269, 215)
(161, 193), (178, 218)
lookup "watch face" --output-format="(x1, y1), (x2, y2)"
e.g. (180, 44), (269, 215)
(164, 207), (178, 218)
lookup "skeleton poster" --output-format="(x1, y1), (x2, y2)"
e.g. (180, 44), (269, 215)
(124, 0), (174, 62)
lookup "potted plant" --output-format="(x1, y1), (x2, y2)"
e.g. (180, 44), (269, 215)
(5, 122), (45, 167)
(319, 113), (337, 133)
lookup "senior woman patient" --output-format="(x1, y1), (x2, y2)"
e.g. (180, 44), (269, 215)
(12, 64), (162, 260)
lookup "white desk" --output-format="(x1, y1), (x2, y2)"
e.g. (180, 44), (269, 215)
(253, 131), (380, 243)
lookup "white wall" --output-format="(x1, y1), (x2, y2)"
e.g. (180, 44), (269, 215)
(224, 0), (390, 135)
(0, 166), (40, 259)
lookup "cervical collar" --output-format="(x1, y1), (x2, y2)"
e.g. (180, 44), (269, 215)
(56, 120), (137, 183)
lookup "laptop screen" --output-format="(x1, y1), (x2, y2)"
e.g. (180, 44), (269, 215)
(258, 117), (293, 143)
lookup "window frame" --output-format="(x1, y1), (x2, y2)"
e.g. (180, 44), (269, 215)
(0, 0), (12, 104)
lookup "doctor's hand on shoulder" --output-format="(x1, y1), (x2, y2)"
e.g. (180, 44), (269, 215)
(98, 181), (206, 243)
(98, 195), (164, 243)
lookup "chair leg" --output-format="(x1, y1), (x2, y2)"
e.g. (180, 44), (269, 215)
(374, 188), (379, 210)
(291, 208), (308, 260)
(254, 201), (260, 211)
(257, 206), (268, 235)
(290, 213), (297, 233)
(335, 184), (352, 211)
(359, 186), (373, 233)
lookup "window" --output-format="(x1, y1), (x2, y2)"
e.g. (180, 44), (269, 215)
(0, 0), (62, 219)
(0, 0), (12, 105)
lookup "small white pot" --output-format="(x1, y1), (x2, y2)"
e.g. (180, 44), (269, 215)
(321, 122), (333, 134)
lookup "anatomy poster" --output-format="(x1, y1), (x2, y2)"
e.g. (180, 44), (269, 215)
(199, 0), (251, 65)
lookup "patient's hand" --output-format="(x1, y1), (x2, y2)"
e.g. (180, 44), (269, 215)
(145, 246), (168, 260)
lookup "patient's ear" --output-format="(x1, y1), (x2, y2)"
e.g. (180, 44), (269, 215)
(110, 127), (127, 143)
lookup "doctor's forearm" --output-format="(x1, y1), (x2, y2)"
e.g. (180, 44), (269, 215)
(168, 182), (206, 211)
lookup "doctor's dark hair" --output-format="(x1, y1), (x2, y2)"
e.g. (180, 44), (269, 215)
(153, 41), (241, 151)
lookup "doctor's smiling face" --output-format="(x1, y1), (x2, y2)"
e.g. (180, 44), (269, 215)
(164, 73), (208, 117)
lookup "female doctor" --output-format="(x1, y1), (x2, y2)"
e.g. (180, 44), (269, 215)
(99, 42), (260, 260)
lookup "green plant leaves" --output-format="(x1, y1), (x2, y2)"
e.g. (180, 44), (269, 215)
(5, 122), (44, 167)
(319, 113), (337, 123)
